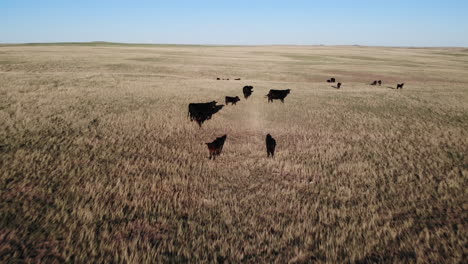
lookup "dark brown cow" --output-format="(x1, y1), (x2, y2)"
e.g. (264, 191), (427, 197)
(266, 134), (276, 158)
(206, 135), (227, 160)
(234, 78), (241, 80)
(327, 78), (336, 83)
(378, 80), (382, 86)
(266, 89), (291, 103)
(337, 83), (342, 89)
(225, 96), (240, 105)
(243, 86), (254, 99)
(370, 80), (377, 85)
(396, 83), (405, 89)
(216, 78), (220, 80)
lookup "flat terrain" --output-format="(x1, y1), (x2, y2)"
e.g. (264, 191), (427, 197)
(0, 43), (467, 263)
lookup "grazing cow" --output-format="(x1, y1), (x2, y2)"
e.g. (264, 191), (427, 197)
(234, 78), (241, 80)
(337, 83), (342, 89)
(266, 89), (291, 103)
(243, 86), (254, 99)
(188, 101), (217, 121)
(266, 134), (276, 158)
(327, 78), (336, 83)
(396, 83), (405, 89)
(216, 78), (220, 80)
(225, 96), (240, 105)
(206, 135), (227, 160)
(370, 80), (377, 85)
(227, 78), (230, 80)
(378, 80), (382, 86)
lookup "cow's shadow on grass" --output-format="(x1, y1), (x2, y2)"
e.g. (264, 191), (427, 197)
(0, 144), (8, 152)
(387, 86), (396, 89)
(331, 85), (340, 89)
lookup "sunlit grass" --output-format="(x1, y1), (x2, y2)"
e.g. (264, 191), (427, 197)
(0, 44), (467, 263)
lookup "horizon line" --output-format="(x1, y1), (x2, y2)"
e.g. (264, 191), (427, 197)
(0, 41), (466, 49)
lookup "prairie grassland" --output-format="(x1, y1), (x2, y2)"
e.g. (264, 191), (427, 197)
(0, 43), (467, 263)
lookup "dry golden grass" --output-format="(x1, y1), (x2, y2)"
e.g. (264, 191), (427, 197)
(0, 43), (467, 263)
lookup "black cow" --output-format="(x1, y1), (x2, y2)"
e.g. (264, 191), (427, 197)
(194, 105), (224, 127)
(188, 101), (224, 127)
(234, 78), (241, 80)
(225, 96), (240, 105)
(370, 80), (377, 85)
(216, 78), (220, 80)
(266, 134), (276, 158)
(378, 80), (382, 86)
(188, 101), (217, 121)
(327, 78), (336, 83)
(396, 83), (405, 89)
(206, 135), (227, 160)
(266, 89), (291, 103)
(337, 83), (342, 89)
(243, 86), (254, 99)
(211, 104), (224, 114)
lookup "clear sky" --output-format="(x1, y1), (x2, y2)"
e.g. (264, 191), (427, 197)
(1, 0), (468, 46)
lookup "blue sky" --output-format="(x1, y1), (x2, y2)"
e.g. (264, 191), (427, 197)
(1, 0), (468, 46)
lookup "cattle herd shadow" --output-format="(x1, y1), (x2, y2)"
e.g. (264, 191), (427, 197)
(331, 82), (342, 89)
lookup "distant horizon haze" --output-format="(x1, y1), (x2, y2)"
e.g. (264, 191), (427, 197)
(1, 41), (467, 48)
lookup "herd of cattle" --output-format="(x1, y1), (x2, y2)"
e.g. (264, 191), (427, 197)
(188, 77), (405, 159)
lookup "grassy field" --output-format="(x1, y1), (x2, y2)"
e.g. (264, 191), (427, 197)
(0, 43), (467, 263)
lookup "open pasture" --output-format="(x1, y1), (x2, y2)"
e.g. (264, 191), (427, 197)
(0, 43), (467, 263)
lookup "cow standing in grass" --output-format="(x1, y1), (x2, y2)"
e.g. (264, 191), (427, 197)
(206, 135), (227, 160)
(243, 86), (254, 99)
(266, 134), (276, 158)
(225, 96), (240, 105)
(266, 89), (291, 103)
(193, 105), (224, 127)
(188, 101), (224, 127)
(188, 101), (217, 121)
